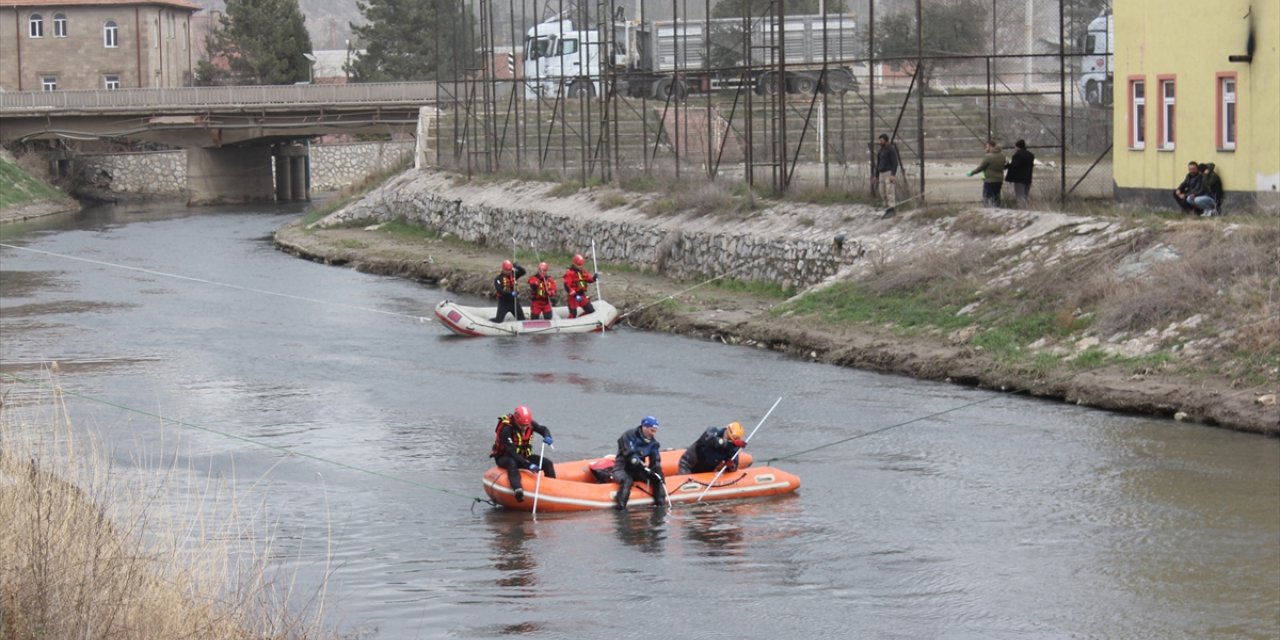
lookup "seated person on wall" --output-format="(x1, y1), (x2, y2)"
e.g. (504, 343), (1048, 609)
(1172, 161), (1202, 213)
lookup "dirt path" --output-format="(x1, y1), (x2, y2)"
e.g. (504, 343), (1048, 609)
(275, 220), (1276, 436)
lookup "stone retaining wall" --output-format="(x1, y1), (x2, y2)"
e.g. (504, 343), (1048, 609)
(309, 141), (415, 191)
(324, 171), (866, 289)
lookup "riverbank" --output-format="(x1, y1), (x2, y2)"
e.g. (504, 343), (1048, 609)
(274, 169), (1278, 435)
(0, 150), (79, 224)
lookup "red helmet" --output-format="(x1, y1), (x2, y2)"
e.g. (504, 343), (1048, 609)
(538, 261), (549, 273)
(572, 254), (585, 267)
(514, 405), (532, 427)
(502, 260), (513, 271)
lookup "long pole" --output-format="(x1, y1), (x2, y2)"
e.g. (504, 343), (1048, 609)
(696, 396), (782, 502)
(590, 238), (603, 302)
(531, 439), (548, 518)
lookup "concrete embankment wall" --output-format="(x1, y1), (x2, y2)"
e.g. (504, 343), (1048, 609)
(74, 141), (414, 200)
(323, 171), (867, 289)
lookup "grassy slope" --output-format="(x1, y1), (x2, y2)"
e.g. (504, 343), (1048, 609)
(0, 155), (64, 208)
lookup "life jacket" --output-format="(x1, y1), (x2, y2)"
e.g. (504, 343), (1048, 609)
(491, 414), (533, 458)
(496, 271), (518, 294)
(529, 273), (556, 301)
(565, 266), (592, 295)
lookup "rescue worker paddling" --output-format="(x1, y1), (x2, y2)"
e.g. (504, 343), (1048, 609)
(563, 254), (599, 319)
(612, 416), (666, 510)
(490, 405), (555, 503)
(491, 260), (527, 323)
(527, 262), (558, 320)
(678, 421), (746, 474)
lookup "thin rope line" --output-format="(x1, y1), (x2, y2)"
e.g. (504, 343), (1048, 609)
(2, 371), (483, 502)
(0, 243), (433, 323)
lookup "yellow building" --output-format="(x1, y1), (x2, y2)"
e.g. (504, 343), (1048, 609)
(1113, 1), (1279, 213)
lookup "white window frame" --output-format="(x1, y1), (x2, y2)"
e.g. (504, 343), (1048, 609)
(1130, 79), (1146, 150)
(53, 13), (67, 38)
(41, 76), (58, 91)
(104, 74), (121, 90)
(29, 13), (44, 38)
(1220, 77), (1237, 151)
(104, 20), (119, 48)
(1160, 79), (1175, 150)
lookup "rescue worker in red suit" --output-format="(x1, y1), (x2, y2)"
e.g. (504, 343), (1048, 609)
(491, 260), (527, 323)
(678, 421), (746, 474)
(563, 254), (599, 319)
(490, 405), (555, 503)
(527, 262), (558, 320)
(612, 416), (665, 510)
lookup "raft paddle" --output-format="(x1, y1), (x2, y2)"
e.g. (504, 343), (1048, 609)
(590, 238), (603, 303)
(696, 396), (782, 503)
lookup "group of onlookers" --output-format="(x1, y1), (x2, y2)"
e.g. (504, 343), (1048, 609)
(878, 135), (1227, 216)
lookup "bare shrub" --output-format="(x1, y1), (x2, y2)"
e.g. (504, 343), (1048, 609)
(1094, 225), (1280, 337)
(867, 239), (992, 297)
(0, 376), (337, 640)
(951, 211), (1011, 236)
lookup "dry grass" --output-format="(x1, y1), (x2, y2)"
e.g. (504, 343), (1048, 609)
(866, 240), (993, 298)
(0, 375), (337, 640)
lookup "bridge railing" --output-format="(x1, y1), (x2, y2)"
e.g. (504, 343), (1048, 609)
(0, 82), (438, 112)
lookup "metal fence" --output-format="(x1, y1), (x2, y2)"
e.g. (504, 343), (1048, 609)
(432, 0), (1113, 207)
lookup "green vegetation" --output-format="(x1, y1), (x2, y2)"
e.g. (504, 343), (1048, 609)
(0, 156), (63, 208)
(347, 0), (473, 81)
(196, 0), (312, 85)
(710, 277), (796, 299)
(779, 281), (975, 333)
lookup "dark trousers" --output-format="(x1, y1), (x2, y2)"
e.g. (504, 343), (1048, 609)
(492, 294), (525, 322)
(982, 182), (1003, 207)
(495, 454), (555, 491)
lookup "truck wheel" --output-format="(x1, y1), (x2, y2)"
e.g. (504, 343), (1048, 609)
(1101, 79), (1114, 107)
(1085, 80), (1100, 106)
(756, 74), (779, 96)
(569, 79), (596, 98)
(793, 76), (817, 95)
(652, 78), (685, 101)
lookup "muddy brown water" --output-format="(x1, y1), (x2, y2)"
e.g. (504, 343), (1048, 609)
(1, 203), (1277, 639)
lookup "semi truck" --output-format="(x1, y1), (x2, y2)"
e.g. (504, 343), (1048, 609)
(523, 12), (860, 100)
(1079, 9), (1112, 107)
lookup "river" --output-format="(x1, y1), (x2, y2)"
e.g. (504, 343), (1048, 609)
(1, 203), (1276, 639)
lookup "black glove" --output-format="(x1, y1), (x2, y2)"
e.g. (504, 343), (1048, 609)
(593, 272), (600, 280)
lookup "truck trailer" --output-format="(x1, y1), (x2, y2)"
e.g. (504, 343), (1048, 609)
(523, 12), (860, 100)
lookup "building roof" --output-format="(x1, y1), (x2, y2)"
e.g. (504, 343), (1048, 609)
(0, 0), (201, 11)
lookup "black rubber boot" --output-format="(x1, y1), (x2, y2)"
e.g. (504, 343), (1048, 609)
(650, 477), (667, 508)
(615, 477), (633, 510)
(514, 488), (524, 502)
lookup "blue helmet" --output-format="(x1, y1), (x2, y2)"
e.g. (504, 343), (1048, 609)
(640, 416), (659, 428)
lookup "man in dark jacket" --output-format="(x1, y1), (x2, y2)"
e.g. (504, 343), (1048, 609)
(490, 405), (554, 503)
(491, 259), (527, 323)
(678, 421), (746, 474)
(611, 416), (666, 510)
(1191, 163), (1224, 217)
(1172, 161), (1202, 213)
(1004, 140), (1035, 208)
(873, 133), (901, 217)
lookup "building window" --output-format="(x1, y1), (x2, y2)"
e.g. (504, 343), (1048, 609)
(104, 74), (121, 90)
(1129, 78), (1146, 150)
(29, 13), (44, 38)
(104, 20), (119, 48)
(42, 76), (58, 91)
(53, 13), (67, 37)
(1159, 78), (1175, 150)
(1218, 74), (1237, 150)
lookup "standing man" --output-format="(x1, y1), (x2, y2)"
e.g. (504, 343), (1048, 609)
(490, 405), (555, 503)
(527, 261), (558, 320)
(611, 416), (666, 510)
(967, 140), (1007, 207)
(491, 260), (527, 323)
(1004, 139), (1035, 208)
(678, 421), (747, 474)
(1172, 161), (1202, 213)
(563, 254), (598, 319)
(874, 133), (901, 217)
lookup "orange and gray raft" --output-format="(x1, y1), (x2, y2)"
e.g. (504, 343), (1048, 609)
(482, 449), (801, 512)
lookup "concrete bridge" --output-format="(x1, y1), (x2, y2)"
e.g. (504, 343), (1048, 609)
(0, 82), (437, 204)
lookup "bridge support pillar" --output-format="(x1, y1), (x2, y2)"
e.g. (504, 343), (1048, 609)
(289, 155), (308, 201)
(188, 147), (275, 205)
(275, 155), (293, 202)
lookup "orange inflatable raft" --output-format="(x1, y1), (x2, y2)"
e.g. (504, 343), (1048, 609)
(482, 449), (801, 512)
